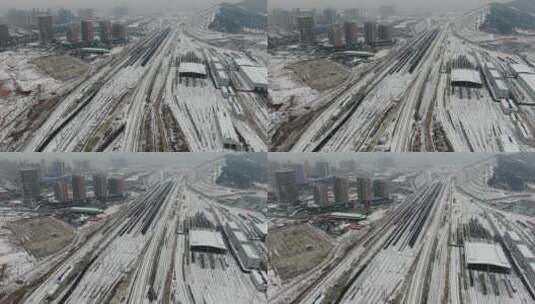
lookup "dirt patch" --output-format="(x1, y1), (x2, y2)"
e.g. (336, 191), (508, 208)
(287, 59), (349, 92)
(5, 216), (76, 258)
(268, 223), (333, 281)
(32, 55), (88, 81)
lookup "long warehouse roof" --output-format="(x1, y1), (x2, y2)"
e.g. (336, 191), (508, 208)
(241, 66), (267, 86)
(464, 242), (511, 270)
(510, 63), (534, 75)
(520, 74), (535, 90)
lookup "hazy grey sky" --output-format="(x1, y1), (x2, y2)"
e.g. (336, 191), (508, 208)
(269, 153), (496, 169)
(0, 0), (233, 14)
(0, 152), (226, 169)
(270, 0), (490, 13)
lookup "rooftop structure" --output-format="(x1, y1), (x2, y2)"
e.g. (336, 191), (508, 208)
(510, 63), (535, 77)
(69, 207), (104, 214)
(518, 74), (535, 102)
(326, 212), (367, 221)
(239, 66), (267, 92)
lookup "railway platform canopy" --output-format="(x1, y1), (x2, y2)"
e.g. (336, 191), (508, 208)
(451, 68), (483, 88)
(190, 229), (227, 254)
(464, 241), (511, 273)
(178, 62), (207, 78)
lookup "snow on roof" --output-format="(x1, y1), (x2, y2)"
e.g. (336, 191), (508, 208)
(69, 207), (104, 214)
(328, 212), (367, 220)
(227, 221), (240, 231)
(217, 69), (228, 80)
(509, 231), (521, 242)
(451, 68), (482, 86)
(254, 222), (267, 236)
(342, 51), (375, 57)
(510, 63), (534, 75)
(81, 48), (110, 53)
(179, 62), (207, 76)
(495, 79), (508, 90)
(464, 242), (511, 269)
(520, 74), (535, 90)
(486, 62), (497, 70)
(190, 230), (226, 251)
(234, 57), (259, 67)
(234, 230), (250, 243)
(251, 270), (267, 283)
(241, 243), (260, 259)
(489, 69), (502, 79)
(241, 66), (267, 86)
(517, 244), (535, 259)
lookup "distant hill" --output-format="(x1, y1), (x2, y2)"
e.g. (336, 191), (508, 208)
(209, 1), (267, 33)
(481, 0), (535, 34)
(216, 154), (267, 189)
(238, 0), (267, 14)
(488, 154), (535, 191)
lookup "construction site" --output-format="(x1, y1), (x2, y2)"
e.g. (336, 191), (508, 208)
(268, 223), (334, 281)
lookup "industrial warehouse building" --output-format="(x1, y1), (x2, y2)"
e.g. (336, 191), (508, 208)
(510, 63), (535, 78)
(232, 57), (268, 93)
(484, 63), (510, 99)
(518, 74), (535, 102)
(504, 231), (535, 295)
(225, 221), (261, 269)
(250, 270), (267, 292)
(240, 66), (267, 93)
(238, 243), (261, 269)
(189, 230), (227, 254)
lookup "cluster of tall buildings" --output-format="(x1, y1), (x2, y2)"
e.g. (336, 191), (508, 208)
(64, 19), (128, 45)
(273, 160), (391, 209)
(6, 8), (53, 29)
(329, 21), (393, 48)
(2, 7), (128, 46)
(270, 7), (394, 48)
(93, 174), (125, 200)
(19, 166), (125, 205)
(51, 174), (88, 203)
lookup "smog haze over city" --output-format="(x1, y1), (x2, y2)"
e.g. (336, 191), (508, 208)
(0, 0), (234, 14)
(270, 0), (491, 12)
